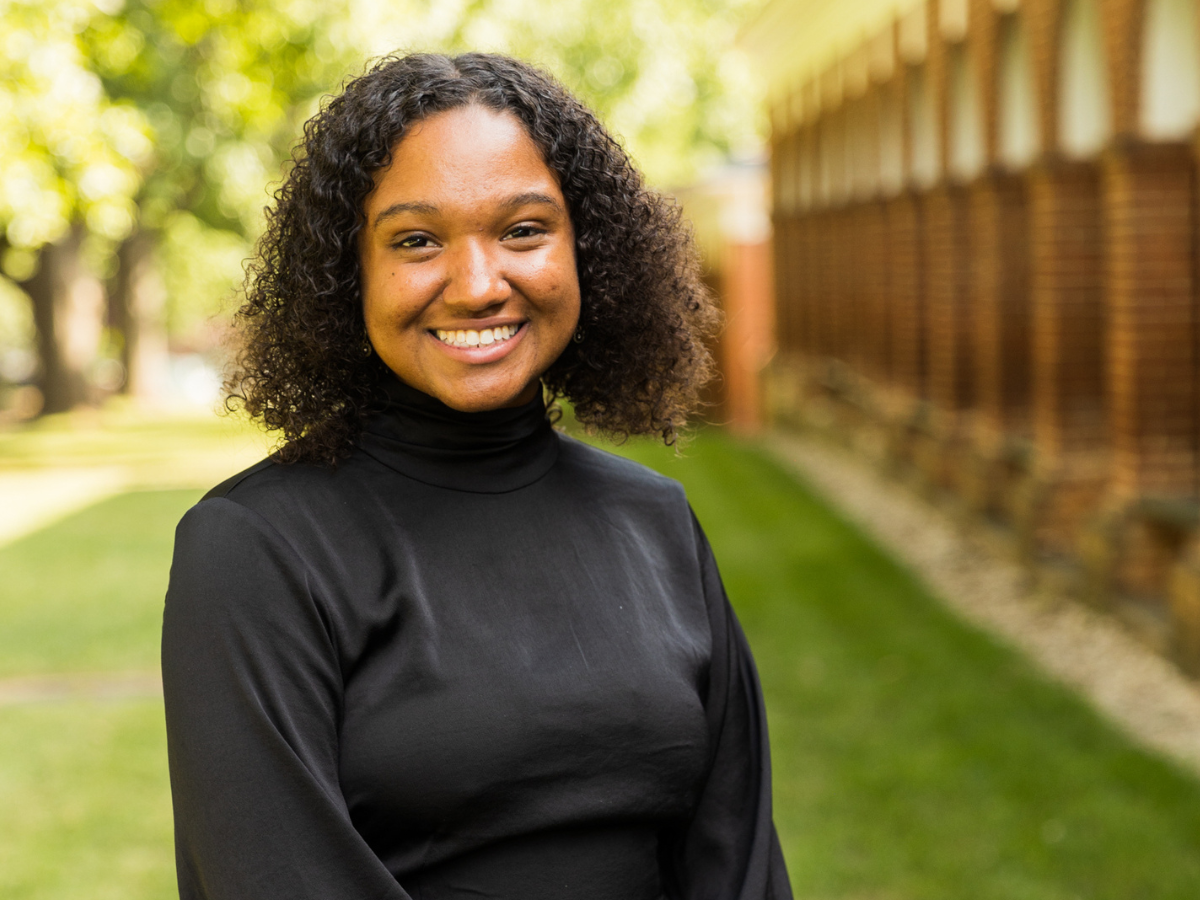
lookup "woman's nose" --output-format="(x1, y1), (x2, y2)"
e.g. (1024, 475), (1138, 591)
(442, 241), (511, 310)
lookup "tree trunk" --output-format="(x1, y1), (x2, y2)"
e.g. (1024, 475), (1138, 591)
(111, 228), (169, 400)
(20, 226), (105, 414)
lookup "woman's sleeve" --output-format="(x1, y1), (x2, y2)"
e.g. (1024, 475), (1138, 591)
(162, 498), (409, 900)
(661, 511), (793, 900)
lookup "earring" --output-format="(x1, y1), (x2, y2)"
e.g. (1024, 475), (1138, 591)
(573, 325), (585, 344)
(361, 336), (373, 357)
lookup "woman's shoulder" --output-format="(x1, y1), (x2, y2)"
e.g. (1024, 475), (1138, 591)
(552, 432), (689, 506)
(183, 450), (381, 538)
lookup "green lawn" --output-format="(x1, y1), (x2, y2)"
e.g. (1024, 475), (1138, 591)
(617, 433), (1200, 898)
(0, 701), (174, 900)
(3, 430), (1200, 898)
(0, 490), (201, 677)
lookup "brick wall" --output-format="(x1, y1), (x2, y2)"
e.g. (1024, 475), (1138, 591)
(760, 0), (1200, 659)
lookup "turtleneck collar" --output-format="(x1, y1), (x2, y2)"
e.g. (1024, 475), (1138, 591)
(357, 376), (559, 493)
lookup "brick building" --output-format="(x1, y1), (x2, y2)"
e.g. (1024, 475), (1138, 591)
(741, 0), (1200, 673)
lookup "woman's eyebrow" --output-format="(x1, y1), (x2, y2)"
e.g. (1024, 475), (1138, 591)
(372, 201), (438, 229)
(373, 193), (563, 230)
(499, 191), (563, 213)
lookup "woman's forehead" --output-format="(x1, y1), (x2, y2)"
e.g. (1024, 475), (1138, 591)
(366, 106), (563, 217)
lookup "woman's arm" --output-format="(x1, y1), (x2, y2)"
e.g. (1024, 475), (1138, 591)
(163, 498), (408, 900)
(660, 512), (793, 900)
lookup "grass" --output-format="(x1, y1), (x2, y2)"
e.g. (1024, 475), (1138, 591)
(0, 401), (267, 472)
(613, 432), (1200, 899)
(3, 426), (1200, 898)
(0, 701), (175, 900)
(0, 490), (201, 677)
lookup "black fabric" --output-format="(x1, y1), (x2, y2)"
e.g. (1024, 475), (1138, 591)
(162, 380), (792, 900)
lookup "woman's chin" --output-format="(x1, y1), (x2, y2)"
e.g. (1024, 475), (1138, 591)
(427, 377), (542, 412)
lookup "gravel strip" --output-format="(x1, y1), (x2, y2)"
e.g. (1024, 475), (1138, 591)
(766, 431), (1200, 777)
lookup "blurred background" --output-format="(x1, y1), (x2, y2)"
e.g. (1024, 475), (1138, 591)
(6, 0), (1200, 897)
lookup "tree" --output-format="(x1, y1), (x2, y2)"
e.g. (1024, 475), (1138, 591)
(0, 0), (150, 412)
(80, 0), (356, 398)
(344, 0), (763, 187)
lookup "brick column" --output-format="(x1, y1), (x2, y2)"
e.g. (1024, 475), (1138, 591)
(882, 192), (927, 466)
(920, 184), (973, 487)
(886, 193), (926, 404)
(833, 206), (856, 369)
(967, 172), (1032, 514)
(800, 214), (818, 358)
(1104, 142), (1197, 501)
(772, 211), (797, 359)
(1099, 142), (1198, 606)
(1025, 160), (1106, 555)
(817, 208), (838, 363)
(830, 207), (853, 367)
(863, 200), (891, 385)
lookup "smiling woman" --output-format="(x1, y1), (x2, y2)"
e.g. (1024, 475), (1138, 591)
(163, 53), (791, 900)
(228, 53), (717, 465)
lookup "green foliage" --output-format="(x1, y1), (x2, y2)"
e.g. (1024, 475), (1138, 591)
(80, 0), (356, 235)
(352, 0), (764, 186)
(0, 0), (151, 256)
(157, 211), (250, 341)
(0, 276), (34, 354)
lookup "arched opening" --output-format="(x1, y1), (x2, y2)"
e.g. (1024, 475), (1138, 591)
(1059, 0), (1111, 157)
(879, 84), (905, 195)
(947, 43), (984, 180)
(817, 116), (833, 206)
(854, 94), (882, 201)
(797, 129), (814, 211)
(774, 132), (796, 218)
(908, 63), (939, 188)
(1140, 0), (1200, 139)
(997, 14), (1039, 169)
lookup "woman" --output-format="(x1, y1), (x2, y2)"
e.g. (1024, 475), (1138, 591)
(163, 52), (791, 900)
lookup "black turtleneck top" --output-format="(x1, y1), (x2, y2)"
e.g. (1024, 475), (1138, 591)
(162, 379), (791, 900)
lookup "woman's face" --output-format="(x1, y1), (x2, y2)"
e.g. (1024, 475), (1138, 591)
(359, 104), (581, 412)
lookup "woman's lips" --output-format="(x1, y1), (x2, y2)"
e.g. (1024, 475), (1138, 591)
(428, 322), (525, 363)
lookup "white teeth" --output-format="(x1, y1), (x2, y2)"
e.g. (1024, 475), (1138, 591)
(434, 325), (520, 349)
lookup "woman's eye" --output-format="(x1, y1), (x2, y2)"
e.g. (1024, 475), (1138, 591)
(505, 224), (542, 240)
(395, 234), (432, 249)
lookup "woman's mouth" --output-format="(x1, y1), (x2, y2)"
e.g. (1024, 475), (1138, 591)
(433, 324), (521, 349)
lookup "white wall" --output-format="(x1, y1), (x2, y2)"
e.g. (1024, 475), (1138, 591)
(997, 14), (1040, 168)
(948, 44), (985, 180)
(908, 64), (940, 187)
(1140, 0), (1200, 140)
(879, 88), (906, 195)
(1059, 0), (1111, 157)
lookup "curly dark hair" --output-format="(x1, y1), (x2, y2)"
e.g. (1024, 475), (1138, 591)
(228, 52), (718, 464)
